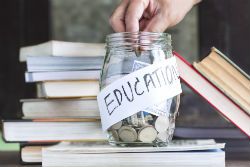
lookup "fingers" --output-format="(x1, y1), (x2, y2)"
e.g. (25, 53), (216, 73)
(110, 0), (150, 32)
(139, 19), (148, 30)
(109, 0), (130, 32)
(125, 0), (149, 32)
(110, 0), (198, 33)
(143, 11), (170, 32)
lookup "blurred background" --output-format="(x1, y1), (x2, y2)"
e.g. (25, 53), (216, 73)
(0, 0), (249, 157)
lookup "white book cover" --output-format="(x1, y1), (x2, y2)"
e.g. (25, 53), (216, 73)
(44, 139), (225, 153)
(42, 140), (225, 167)
(20, 40), (105, 62)
(25, 70), (100, 82)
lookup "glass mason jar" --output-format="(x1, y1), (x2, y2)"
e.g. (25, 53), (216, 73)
(100, 32), (180, 146)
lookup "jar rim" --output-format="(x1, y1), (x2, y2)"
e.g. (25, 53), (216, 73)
(106, 32), (170, 39)
(106, 32), (171, 50)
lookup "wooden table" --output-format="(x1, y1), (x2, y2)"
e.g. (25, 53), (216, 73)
(0, 151), (249, 167)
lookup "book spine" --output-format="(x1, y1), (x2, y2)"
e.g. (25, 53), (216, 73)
(20, 142), (58, 165)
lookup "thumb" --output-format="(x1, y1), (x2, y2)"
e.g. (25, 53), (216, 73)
(143, 15), (169, 32)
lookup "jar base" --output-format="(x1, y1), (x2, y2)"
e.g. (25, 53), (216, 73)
(108, 141), (170, 147)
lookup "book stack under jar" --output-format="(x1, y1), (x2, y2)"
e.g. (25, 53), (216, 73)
(2, 42), (248, 165)
(2, 41), (107, 164)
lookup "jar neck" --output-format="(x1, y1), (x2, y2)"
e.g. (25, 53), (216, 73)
(106, 32), (172, 52)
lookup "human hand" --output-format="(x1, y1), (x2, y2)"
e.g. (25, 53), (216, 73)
(110, 0), (201, 32)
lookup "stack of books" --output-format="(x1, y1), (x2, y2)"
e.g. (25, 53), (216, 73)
(174, 48), (250, 159)
(1, 41), (248, 166)
(174, 48), (250, 138)
(2, 41), (107, 164)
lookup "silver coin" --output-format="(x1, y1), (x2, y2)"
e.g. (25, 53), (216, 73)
(126, 114), (139, 127)
(137, 112), (147, 126)
(138, 126), (157, 142)
(111, 121), (123, 130)
(134, 48), (141, 57)
(144, 113), (154, 124)
(110, 130), (119, 141)
(118, 126), (137, 142)
(154, 116), (169, 133)
(157, 131), (168, 142)
(144, 114), (153, 121)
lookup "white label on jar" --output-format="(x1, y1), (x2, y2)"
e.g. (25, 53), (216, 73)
(132, 60), (173, 117)
(97, 56), (182, 131)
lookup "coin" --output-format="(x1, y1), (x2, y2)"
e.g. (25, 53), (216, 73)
(110, 130), (119, 141)
(154, 116), (169, 133)
(118, 126), (137, 142)
(138, 126), (157, 142)
(157, 131), (167, 142)
(111, 121), (123, 130)
(137, 112), (147, 126)
(134, 48), (141, 57)
(126, 114), (139, 127)
(144, 113), (154, 125)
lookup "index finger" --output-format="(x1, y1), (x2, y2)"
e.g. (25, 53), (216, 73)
(109, 0), (130, 32)
(125, 0), (149, 32)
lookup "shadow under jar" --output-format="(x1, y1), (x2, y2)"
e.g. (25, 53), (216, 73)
(100, 32), (180, 147)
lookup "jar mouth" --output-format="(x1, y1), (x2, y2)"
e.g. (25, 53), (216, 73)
(106, 32), (171, 51)
(107, 32), (170, 38)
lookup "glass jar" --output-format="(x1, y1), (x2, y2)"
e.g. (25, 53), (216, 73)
(100, 32), (180, 146)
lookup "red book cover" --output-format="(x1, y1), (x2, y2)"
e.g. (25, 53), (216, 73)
(174, 51), (250, 138)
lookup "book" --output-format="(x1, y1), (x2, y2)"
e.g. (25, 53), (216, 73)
(193, 47), (250, 115)
(21, 145), (43, 164)
(26, 56), (104, 72)
(19, 40), (105, 62)
(20, 143), (57, 164)
(21, 98), (100, 119)
(2, 119), (106, 142)
(42, 140), (225, 167)
(174, 52), (250, 137)
(21, 140), (225, 164)
(22, 145), (42, 163)
(37, 80), (99, 98)
(25, 70), (100, 82)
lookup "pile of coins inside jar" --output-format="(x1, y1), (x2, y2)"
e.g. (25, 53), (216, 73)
(108, 110), (176, 144)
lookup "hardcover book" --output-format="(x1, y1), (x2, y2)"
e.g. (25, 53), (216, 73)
(174, 52), (250, 138)
(42, 140), (225, 167)
(37, 80), (99, 98)
(2, 119), (106, 142)
(193, 47), (250, 115)
(25, 70), (100, 82)
(26, 56), (104, 72)
(21, 98), (100, 119)
(19, 40), (105, 62)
